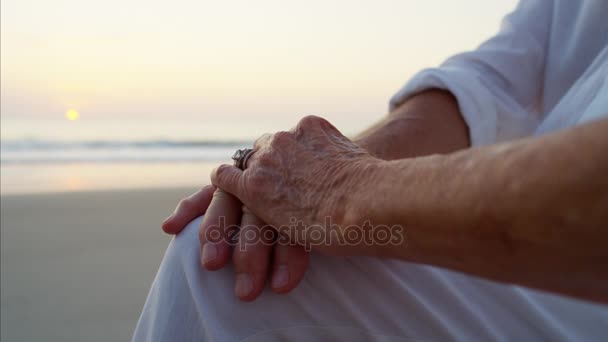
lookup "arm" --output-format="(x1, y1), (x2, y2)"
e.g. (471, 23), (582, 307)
(365, 118), (608, 302)
(212, 116), (608, 304)
(354, 89), (469, 160)
(390, 0), (553, 146)
(163, 87), (469, 234)
(161, 89), (470, 301)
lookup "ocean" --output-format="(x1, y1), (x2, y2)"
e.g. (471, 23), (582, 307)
(0, 119), (264, 194)
(0, 118), (364, 194)
(1, 139), (248, 164)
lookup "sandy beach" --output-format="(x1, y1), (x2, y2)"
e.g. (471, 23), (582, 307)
(1, 187), (198, 341)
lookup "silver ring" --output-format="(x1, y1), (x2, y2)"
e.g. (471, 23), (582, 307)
(232, 148), (256, 170)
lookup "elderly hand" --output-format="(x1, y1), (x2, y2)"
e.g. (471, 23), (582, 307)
(212, 115), (384, 256)
(162, 185), (309, 302)
(163, 115), (384, 301)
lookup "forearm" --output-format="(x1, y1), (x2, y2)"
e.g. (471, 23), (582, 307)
(367, 119), (608, 302)
(354, 89), (470, 160)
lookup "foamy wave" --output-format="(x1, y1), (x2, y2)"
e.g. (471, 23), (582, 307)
(0, 138), (254, 164)
(1, 139), (252, 150)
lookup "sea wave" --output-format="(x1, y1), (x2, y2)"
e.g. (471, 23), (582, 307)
(0, 138), (252, 151)
(0, 138), (254, 164)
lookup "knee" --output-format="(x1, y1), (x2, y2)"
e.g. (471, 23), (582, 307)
(165, 215), (204, 268)
(173, 215), (203, 243)
(134, 216), (209, 341)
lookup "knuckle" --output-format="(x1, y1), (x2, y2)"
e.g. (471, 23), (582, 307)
(178, 198), (194, 210)
(299, 115), (323, 127)
(232, 247), (252, 266)
(199, 218), (224, 244)
(216, 164), (231, 176)
(198, 224), (207, 242)
(233, 241), (270, 272)
(295, 115), (329, 138)
(270, 131), (293, 146)
(214, 164), (234, 184)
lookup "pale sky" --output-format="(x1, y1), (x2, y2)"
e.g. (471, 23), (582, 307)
(1, 0), (518, 127)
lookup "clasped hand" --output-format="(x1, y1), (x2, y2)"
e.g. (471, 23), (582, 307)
(163, 115), (381, 301)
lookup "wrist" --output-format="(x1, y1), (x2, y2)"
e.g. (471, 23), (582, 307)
(338, 157), (400, 256)
(349, 155), (447, 259)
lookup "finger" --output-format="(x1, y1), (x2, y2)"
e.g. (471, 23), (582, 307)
(162, 185), (216, 234)
(199, 189), (241, 271)
(232, 207), (274, 301)
(270, 244), (309, 294)
(210, 164), (246, 200)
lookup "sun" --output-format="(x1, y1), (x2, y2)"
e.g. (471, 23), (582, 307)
(66, 109), (80, 121)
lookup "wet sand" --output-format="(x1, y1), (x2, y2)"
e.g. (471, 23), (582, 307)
(1, 187), (198, 341)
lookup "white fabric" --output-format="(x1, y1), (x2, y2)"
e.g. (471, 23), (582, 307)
(134, 218), (608, 341)
(135, 1), (608, 340)
(390, 0), (608, 146)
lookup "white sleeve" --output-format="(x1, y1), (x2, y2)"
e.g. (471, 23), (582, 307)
(390, 0), (554, 146)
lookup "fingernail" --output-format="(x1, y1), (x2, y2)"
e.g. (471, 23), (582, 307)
(235, 273), (254, 298)
(271, 265), (289, 289)
(201, 244), (218, 265)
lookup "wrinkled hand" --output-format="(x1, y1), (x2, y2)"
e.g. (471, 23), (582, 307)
(162, 185), (309, 302)
(211, 115), (381, 255)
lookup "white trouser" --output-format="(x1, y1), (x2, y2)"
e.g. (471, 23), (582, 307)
(133, 216), (608, 341)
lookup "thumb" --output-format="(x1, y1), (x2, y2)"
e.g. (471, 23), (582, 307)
(210, 164), (247, 201)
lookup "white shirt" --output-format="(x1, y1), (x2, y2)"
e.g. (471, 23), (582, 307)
(391, 0), (608, 146)
(134, 1), (608, 341)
